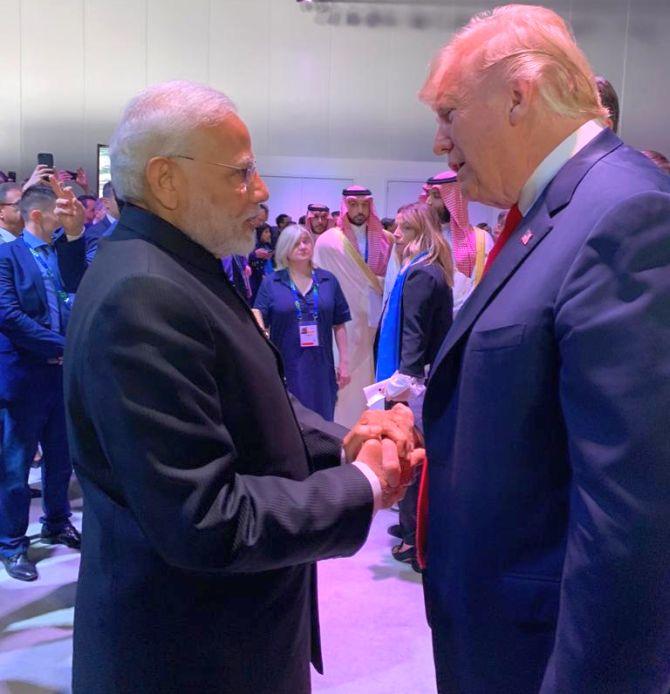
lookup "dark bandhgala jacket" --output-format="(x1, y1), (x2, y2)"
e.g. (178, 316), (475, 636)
(64, 204), (373, 694)
(423, 128), (670, 694)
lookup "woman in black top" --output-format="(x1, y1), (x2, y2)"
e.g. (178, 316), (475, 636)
(375, 201), (454, 569)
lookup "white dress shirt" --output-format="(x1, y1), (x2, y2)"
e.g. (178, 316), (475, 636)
(518, 119), (605, 215)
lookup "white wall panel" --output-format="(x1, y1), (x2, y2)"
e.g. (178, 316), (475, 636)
(619, 0), (670, 152)
(266, 2), (332, 158)
(0, 0), (22, 174)
(263, 175), (352, 222)
(4, 0), (669, 188)
(327, 17), (391, 159)
(20, 0), (85, 174)
(209, 0), (271, 154)
(146, 0), (210, 84)
(82, 0), (148, 183)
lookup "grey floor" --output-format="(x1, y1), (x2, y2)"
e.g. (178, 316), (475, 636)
(0, 473), (436, 693)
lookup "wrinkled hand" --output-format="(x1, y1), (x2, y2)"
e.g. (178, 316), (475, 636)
(343, 403), (415, 465)
(336, 362), (351, 389)
(357, 438), (424, 508)
(49, 175), (85, 237)
(22, 164), (53, 192)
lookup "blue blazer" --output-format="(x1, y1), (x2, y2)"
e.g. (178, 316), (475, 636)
(423, 129), (670, 694)
(0, 232), (87, 402)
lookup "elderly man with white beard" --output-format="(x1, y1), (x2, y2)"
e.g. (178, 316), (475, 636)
(63, 80), (421, 694)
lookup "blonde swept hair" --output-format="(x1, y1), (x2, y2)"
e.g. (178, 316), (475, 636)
(274, 224), (314, 270)
(419, 4), (608, 123)
(397, 202), (454, 287)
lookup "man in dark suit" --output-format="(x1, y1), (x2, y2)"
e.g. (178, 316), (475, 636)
(83, 180), (120, 261)
(416, 5), (670, 693)
(64, 80), (420, 694)
(0, 181), (86, 581)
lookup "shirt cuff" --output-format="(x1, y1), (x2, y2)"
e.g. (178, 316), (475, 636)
(351, 461), (382, 515)
(65, 230), (84, 241)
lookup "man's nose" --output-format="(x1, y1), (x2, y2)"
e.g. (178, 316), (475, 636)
(433, 125), (453, 156)
(253, 175), (269, 203)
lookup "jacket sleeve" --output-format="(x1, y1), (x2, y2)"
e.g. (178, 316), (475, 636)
(79, 273), (374, 575)
(0, 252), (64, 358)
(289, 392), (347, 470)
(399, 268), (440, 377)
(54, 232), (88, 292)
(541, 190), (670, 693)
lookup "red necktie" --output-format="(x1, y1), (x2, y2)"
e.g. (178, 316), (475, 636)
(415, 205), (523, 570)
(415, 461), (430, 569)
(482, 204), (522, 275)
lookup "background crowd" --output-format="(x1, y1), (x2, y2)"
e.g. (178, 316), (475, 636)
(0, 74), (669, 583)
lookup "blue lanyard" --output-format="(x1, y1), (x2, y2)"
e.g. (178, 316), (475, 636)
(288, 271), (319, 322)
(28, 247), (71, 306)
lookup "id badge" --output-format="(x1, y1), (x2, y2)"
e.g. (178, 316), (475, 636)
(299, 321), (319, 348)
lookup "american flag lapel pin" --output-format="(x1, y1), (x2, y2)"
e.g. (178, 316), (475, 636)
(521, 230), (534, 246)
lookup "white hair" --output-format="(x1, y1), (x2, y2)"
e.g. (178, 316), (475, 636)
(274, 224), (313, 270)
(110, 80), (237, 204)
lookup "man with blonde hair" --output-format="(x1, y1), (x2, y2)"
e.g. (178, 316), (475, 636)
(417, 5), (670, 693)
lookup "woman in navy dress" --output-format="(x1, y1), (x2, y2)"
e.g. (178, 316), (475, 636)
(254, 224), (351, 421)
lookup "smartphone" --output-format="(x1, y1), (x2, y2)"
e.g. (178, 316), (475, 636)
(37, 152), (54, 169)
(7, 171), (16, 182)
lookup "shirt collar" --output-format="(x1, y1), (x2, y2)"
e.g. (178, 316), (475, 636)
(518, 119), (605, 216)
(0, 226), (16, 244)
(22, 229), (50, 250)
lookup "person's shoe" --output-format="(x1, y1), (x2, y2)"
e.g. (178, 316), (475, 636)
(387, 524), (402, 539)
(40, 521), (81, 550)
(1, 553), (38, 581)
(391, 542), (416, 564)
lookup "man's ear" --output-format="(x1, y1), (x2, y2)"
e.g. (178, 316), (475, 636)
(144, 157), (180, 211)
(29, 209), (42, 227)
(508, 79), (534, 126)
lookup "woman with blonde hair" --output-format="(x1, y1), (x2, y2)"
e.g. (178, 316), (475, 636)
(254, 224), (351, 421)
(374, 201), (454, 570)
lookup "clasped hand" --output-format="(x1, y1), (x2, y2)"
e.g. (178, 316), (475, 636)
(343, 404), (426, 509)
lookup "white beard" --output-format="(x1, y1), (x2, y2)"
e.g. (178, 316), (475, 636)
(181, 193), (255, 258)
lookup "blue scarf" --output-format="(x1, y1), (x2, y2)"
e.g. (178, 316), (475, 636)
(376, 251), (428, 381)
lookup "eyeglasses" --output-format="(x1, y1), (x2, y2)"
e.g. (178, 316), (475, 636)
(170, 155), (258, 188)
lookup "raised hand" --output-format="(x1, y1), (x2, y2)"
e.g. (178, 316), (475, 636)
(49, 175), (85, 238)
(22, 164), (54, 192)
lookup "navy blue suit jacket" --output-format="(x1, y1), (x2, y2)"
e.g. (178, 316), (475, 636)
(0, 232), (87, 402)
(423, 129), (670, 693)
(83, 216), (116, 262)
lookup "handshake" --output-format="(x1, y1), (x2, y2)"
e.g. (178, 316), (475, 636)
(343, 403), (425, 509)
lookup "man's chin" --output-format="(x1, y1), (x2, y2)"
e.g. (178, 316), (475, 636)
(225, 230), (255, 257)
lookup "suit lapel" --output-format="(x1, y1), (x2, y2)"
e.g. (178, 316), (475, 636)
(430, 127), (624, 377)
(431, 204), (554, 372)
(16, 237), (49, 309)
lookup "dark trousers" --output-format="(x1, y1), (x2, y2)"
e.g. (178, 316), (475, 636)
(0, 366), (72, 558)
(399, 470), (420, 545)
